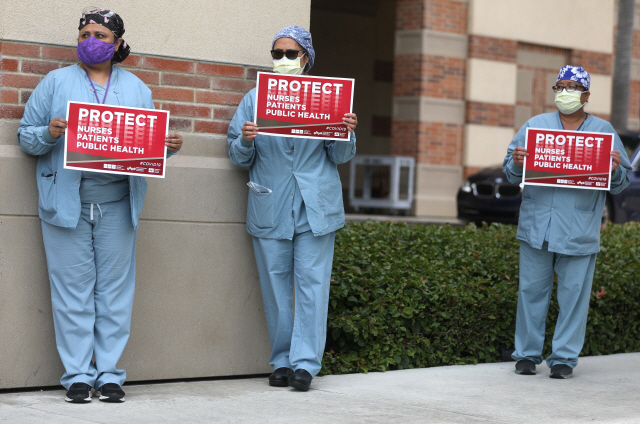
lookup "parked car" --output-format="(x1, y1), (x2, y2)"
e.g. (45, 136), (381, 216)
(457, 134), (640, 225)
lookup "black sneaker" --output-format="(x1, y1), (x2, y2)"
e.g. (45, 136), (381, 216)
(97, 383), (126, 403)
(515, 359), (536, 375)
(65, 382), (92, 403)
(550, 364), (573, 379)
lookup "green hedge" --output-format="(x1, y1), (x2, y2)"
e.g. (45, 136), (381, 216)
(321, 221), (640, 375)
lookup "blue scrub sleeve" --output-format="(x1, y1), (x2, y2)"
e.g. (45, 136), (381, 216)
(324, 131), (356, 165)
(609, 132), (631, 194)
(227, 94), (256, 167)
(503, 124), (526, 184)
(17, 74), (59, 156)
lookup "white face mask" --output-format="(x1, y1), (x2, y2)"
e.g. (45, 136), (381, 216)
(555, 90), (587, 115)
(273, 56), (305, 75)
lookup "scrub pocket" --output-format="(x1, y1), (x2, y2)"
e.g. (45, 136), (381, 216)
(569, 207), (599, 245)
(38, 173), (57, 213)
(516, 197), (535, 241)
(319, 178), (344, 218)
(247, 181), (274, 228)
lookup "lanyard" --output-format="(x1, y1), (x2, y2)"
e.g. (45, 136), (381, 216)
(83, 65), (112, 104)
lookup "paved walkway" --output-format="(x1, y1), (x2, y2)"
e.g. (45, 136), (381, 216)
(1, 353), (638, 423)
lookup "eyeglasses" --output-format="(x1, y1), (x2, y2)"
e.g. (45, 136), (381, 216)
(552, 85), (588, 93)
(270, 49), (306, 60)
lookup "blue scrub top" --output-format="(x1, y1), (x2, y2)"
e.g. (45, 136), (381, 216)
(503, 111), (631, 255)
(228, 88), (356, 240)
(17, 64), (175, 229)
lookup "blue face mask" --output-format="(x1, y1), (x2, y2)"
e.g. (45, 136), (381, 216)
(77, 36), (116, 65)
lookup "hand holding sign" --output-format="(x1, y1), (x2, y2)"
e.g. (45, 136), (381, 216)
(342, 113), (358, 133)
(610, 150), (621, 171)
(49, 118), (68, 139)
(513, 146), (529, 167)
(242, 121), (259, 142)
(165, 133), (183, 153)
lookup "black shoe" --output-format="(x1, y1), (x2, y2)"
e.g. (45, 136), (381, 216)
(515, 360), (536, 375)
(97, 383), (126, 402)
(65, 382), (92, 403)
(269, 367), (293, 387)
(550, 364), (573, 379)
(288, 369), (313, 391)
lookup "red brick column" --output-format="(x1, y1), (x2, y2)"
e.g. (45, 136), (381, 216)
(391, 0), (468, 216)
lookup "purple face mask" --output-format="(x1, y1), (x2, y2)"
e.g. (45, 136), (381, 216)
(77, 36), (116, 65)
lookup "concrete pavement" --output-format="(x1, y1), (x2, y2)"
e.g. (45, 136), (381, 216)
(1, 352), (639, 423)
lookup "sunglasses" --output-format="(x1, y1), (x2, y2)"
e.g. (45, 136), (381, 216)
(271, 49), (306, 60)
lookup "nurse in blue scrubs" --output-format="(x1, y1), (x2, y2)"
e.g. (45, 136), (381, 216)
(228, 26), (357, 391)
(18, 9), (182, 403)
(503, 66), (631, 379)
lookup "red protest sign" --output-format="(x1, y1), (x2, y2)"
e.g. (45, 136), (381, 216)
(254, 72), (354, 141)
(523, 128), (613, 190)
(64, 101), (169, 178)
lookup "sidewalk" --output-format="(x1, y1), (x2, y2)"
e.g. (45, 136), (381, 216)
(1, 353), (638, 423)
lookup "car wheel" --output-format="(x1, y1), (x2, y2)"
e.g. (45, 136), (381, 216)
(602, 196), (613, 224)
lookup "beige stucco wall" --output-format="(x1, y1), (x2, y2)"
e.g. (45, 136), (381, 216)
(586, 74), (613, 115)
(466, 58), (517, 105)
(464, 124), (515, 168)
(468, 0), (614, 54)
(0, 0), (311, 66)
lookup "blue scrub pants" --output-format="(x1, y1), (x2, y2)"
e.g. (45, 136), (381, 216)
(512, 241), (596, 368)
(41, 197), (136, 389)
(252, 231), (336, 377)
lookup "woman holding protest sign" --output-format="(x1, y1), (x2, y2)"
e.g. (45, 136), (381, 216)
(503, 66), (630, 379)
(17, 8), (182, 403)
(227, 26), (357, 391)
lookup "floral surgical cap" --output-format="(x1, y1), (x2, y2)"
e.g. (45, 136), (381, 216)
(557, 66), (590, 91)
(272, 26), (315, 72)
(79, 8), (130, 63)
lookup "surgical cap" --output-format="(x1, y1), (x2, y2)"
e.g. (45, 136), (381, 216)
(272, 26), (315, 72)
(557, 66), (590, 91)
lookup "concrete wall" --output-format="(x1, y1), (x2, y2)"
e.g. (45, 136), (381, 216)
(468, 0), (614, 54)
(0, 119), (274, 389)
(0, 0), (310, 67)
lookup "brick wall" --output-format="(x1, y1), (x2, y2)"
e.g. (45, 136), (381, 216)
(468, 36), (517, 63)
(0, 41), (264, 134)
(569, 50), (612, 75)
(424, 0), (467, 34)
(466, 102), (514, 127)
(416, 122), (463, 165)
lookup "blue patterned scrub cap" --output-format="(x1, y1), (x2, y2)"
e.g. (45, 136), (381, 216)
(556, 66), (590, 91)
(272, 26), (315, 72)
